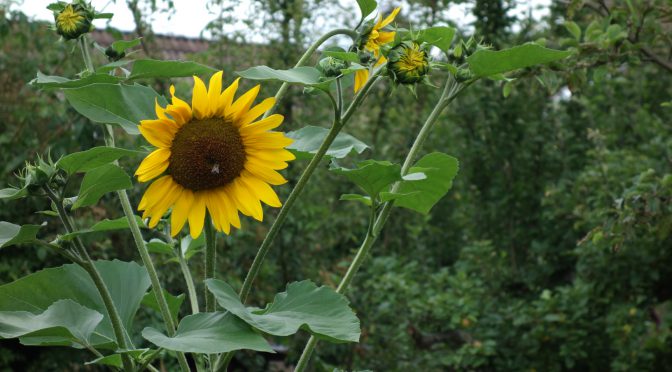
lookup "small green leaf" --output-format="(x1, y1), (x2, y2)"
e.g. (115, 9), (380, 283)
(356, 0), (377, 19)
(323, 51), (360, 63)
(64, 83), (168, 135)
(0, 222), (43, 248)
(206, 279), (360, 343)
(0, 299), (103, 347)
(142, 312), (273, 353)
(237, 66), (323, 85)
(142, 290), (184, 324)
(60, 216), (145, 241)
(57, 146), (145, 174)
(503, 80), (514, 98)
(146, 239), (174, 255)
(417, 26), (456, 53)
(339, 194), (372, 206)
(73, 164), (132, 209)
(331, 160), (402, 198)
(128, 60), (217, 80)
(31, 71), (120, 90)
(97, 60), (133, 74)
(467, 43), (572, 77)
(86, 349), (150, 368)
(286, 126), (369, 160)
(564, 21), (581, 40)
(393, 152), (459, 214)
(110, 38), (142, 54)
(0, 187), (28, 201)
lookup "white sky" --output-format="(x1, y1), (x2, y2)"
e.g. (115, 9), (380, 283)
(11, 0), (551, 40)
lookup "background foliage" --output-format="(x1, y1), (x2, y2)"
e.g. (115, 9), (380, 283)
(1, 0), (671, 370)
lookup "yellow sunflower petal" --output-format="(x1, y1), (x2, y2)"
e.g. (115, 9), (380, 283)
(138, 119), (177, 149)
(244, 132), (294, 149)
(192, 76), (210, 120)
(167, 85), (193, 126)
(246, 149), (296, 162)
(216, 188), (241, 229)
(205, 190), (230, 234)
(354, 69), (369, 93)
(240, 114), (284, 136)
(136, 148), (170, 182)
(208, 71), (223, 109)
(138, 175), (172, 212)
(375, 7), (400, 30)
(231, 179), (263, 221)
(230, 85), (261, 122)
(240, 171), (282, 208)
(147, 180), (183, 228)
(188, 192), (207, 238)
(244, 162), (287, 185)
(239, 97), (275, 126)
(377, 31), (395, 44)
(246, 154), (288, 170)
(375, 55), (387, 67)
(155, 99), (171, 121)
(218, 77), (240, 116)
(171, 187), (194, 236)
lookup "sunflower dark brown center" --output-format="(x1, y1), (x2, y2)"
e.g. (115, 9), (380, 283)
(168, 117), (246, 191)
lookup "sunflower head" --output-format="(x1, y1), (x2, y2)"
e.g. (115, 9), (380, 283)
(357, 7), (400, 58)
(317, 56), (349, 77)
(51, 1), (94, 40)
(387, 41), (430, 85)
(135, 72), (295, 238)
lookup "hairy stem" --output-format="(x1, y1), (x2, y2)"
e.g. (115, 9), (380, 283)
(204, 214), (217, 312)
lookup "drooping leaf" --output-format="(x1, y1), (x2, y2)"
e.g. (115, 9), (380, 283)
(60, 216), (145, 241)
(56, 146), (145, 174)
(0, 260), (150, 348)
(236, 66), (323, 85)
(356, 0), (377, 19)
(323, 51), (360, 63)
(142, 289), (184, 324)
(286, 125), (369, 160)
(393, 152), (459, 214)
(417, 26), (456, 53)
(63, 83), (167, 135)
(30, 71), (120, 90)
(0, 222), (44, 248)
(0, 299), (103, 348)
(109, 38), (142, 54)
(467, 43), (573, 77)
(142, 312), (273, 353)
(564, 21), (581, 41)
(339, 194), (372, 207)
(72, 164), (132, 209)
(331, 160), (402, 199)
(206, 279), (360, 343)
(146, 239), (174, 255)
(0, 187), (28, 201)
(128, 59), (217, 80)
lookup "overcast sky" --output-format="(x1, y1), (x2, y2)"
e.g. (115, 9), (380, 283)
(12, 0), (551, 39)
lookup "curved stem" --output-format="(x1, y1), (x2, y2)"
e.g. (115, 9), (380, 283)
(262, 28), (358, 119)
(43, 185), (135, 372)
(294, 76), (467, 371)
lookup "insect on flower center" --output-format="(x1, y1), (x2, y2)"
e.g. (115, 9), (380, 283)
(168, 117), (246, 191)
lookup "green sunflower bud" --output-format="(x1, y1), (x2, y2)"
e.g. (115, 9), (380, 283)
(104, 46), (126, 61)
(52, 2), (94, 40)
(387, 41), (430, 85)
(357, 50), (374, 65)
(17, 155), (60, 195)
(317, 56), (349, 77)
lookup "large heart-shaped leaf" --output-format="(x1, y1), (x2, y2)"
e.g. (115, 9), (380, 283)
(467, 43), (572, 77)
(128, 60), (217, 80)
(0, 260), (150, 348)
(393, 152), (459, 214)
(73, 164), (132, 209)
(0, 222), (44, 248)
(286, 125), (369, 160)
(63, 83), (167, 135)
(417, 26), (456, 54)
(142, 312), (272, 353)
(0, 299), (103, 348)
(57, 146), (145, 174)
(206, 279), (360, 343)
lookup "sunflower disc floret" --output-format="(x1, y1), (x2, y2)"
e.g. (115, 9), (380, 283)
(135, 72), (295, 238)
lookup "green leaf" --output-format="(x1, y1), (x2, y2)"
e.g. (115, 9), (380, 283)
(339, 194), (372, 207)
(0, 222), (43, 248)
(30, 71), (120, 90)
(286, 125), (369, 160)
(393, 152), (459, 214)
(564, 21), (581, 40)
(0, 187), (28, 201)
(110, 38), (142, 54)
(86, 349), (150, 368)
(356, 0), (377, 19)
(0, 299), (103, 347)
(60, 216), (145, 241)
(206, 279), (360, 343)
(323, 51), (360, 63)
(73, 164), (132, 209)
(331, 160), (402, 198)
(467, 43), (573, 77)
(142, 312), (273, 353)
(236, 66), (323, 85)
(56, 146), (145, 174)
(146, 239), (174, 255)
(142, 290), (184, 324)
(417, 26), (456, 53)
(128, 59), (217, 80)
(0, 260), (150, 348)
(97, 60), (133, 74)
(63, 83), (168, 135)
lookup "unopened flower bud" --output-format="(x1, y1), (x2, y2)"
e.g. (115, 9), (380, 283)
(105, 46), (126, 61)
(53, 2), (94, 40)
(386, 41), (430, 85)
(317, 56), (348, 77)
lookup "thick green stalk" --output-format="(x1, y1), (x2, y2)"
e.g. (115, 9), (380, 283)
(262, 28), (358, 119)
(204, 214), (217, 312)
(43, 185), (135, 372)
(294, 76), (466, 371)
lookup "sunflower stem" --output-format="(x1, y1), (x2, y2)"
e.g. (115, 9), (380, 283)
(42, 185), (135, 372)
(294, 75), (470, 371)
(262, 28), (358, 119)
(204, 214), (217, 312)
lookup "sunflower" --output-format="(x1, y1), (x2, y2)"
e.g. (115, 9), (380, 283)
(53, 2), (93, 40)
(135, 72), (295, 238)
(354, 7), (401, 92)
(387, 41), (430, 84)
